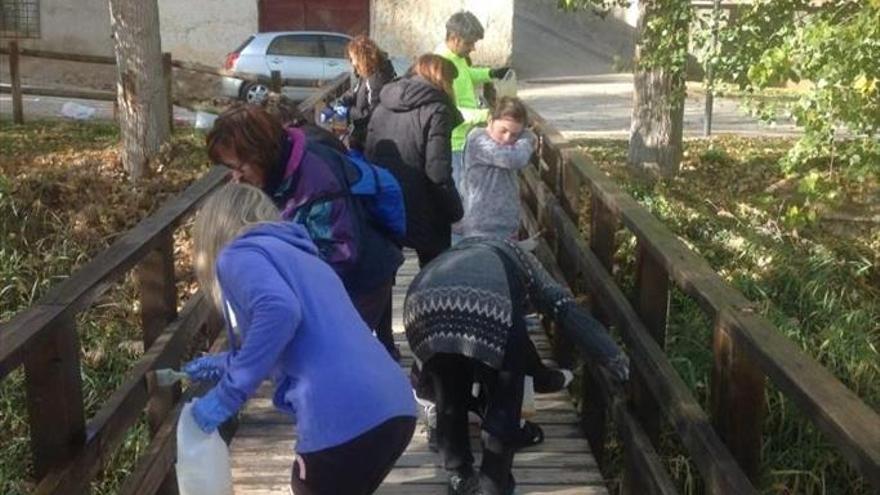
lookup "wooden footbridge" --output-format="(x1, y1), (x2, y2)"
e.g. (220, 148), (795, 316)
(1, 76), (878, 495)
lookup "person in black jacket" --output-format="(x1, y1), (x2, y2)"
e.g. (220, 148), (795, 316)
(340, 35), (398, 151)
(365, 54), (464, 266)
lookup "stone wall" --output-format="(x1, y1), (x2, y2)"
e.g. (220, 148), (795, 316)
(370, 0), (514, 66)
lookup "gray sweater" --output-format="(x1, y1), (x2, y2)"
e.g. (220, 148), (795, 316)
(459, 128), (537, 239)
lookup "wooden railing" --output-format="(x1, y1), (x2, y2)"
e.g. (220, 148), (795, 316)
(521, 106), (880, 493)
(0, 80), (349, 495)
(0, 44), (348, 124)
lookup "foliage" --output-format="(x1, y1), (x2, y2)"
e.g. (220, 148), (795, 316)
(574, 136), (878, 494)
(0, 120), (210, 495)
(693, 0), (880, 170)
(560, 0), (694, 75)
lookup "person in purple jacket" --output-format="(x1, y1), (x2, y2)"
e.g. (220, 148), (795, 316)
(183, 183), (416, 494)
(207, 105), (402, 359)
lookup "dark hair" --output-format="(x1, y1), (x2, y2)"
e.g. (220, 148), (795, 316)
(206, 104), (284, 175)
(413, 54), (458, 97)
(446, 11), (484, 42)
(347, 35), (387, 77)
(490, 96), (528, 124)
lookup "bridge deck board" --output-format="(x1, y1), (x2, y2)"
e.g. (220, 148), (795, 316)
(230, 251), (608, 494)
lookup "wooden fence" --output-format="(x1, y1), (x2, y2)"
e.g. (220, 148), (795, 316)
(0, 43), (346, 124)
(0, 81), (348, 495)
(520, 106), (880, 493)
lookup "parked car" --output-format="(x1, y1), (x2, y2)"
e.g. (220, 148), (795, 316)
(221, 31), (410, 104)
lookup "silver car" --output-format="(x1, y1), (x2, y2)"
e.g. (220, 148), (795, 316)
(221, 31), (409, 103)
(221, 31), (352, 103)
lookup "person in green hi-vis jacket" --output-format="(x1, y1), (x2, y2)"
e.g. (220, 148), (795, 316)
(436, 11), (511, 194)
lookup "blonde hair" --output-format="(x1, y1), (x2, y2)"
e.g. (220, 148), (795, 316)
(413, 54), (457, 98)
(193, 183), (280, 310)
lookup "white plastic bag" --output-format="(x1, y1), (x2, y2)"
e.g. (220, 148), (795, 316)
(494, 69), (517, 99)
(194, 111), (218, 131)
(176, 402), (234, 495)
(60, 101), (97, 120)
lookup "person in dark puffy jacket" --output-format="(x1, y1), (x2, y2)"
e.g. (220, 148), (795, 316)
(365, 54), (464, 266)
(339, 35), (398, 151)
(207, 104), (402, 357)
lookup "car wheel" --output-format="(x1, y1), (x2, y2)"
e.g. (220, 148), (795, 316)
(241, 82), (270, 104)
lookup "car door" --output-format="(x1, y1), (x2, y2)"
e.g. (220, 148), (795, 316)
(265, 33), (325, 85)
(320, 35), (353, 80)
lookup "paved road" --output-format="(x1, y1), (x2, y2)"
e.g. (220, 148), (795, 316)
(511, 2), (799, 138)
(518, 74), (800, 139)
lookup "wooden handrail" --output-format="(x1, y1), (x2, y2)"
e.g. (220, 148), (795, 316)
(521, 204), (679, 494)
(0, 46), (116, 64)
(34, 293), (214, 495)
(0, 166), (228, 379)
(523, 108), (880, 490)
(521, 166), (757, 493)
(0, 83), (116, 101)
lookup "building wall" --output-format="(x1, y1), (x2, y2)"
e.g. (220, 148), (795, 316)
(9, 0), (258, 65)
(22, 0), (114, 56)
(370, 0), (514, 66)
(158, 0), (259, 65)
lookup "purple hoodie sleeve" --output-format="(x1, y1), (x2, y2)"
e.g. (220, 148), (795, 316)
(192, 249), (302, 432)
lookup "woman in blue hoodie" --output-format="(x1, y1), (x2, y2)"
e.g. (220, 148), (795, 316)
(184, 183), (416, 494)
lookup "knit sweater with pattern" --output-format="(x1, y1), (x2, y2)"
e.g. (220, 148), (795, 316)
(404, 238), (625, 371)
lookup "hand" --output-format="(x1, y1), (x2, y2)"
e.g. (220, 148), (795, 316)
(190, 396), (231, 434)
(183, 353), (229, 382)
(489, 66), (511, 79)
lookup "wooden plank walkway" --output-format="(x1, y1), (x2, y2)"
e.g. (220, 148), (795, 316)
(229, 251), (609, 494)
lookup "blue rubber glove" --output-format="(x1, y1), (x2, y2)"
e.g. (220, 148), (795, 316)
(190, 395), (235, 433)
(182, 352), (229, 382)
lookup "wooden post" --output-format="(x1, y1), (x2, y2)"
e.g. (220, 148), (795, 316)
(24, 313), (86, 477)
(711, 311), (766, 482)
(163, 52), (173, 131)
(136, 231), (179, 495)
(623, 243), (670, 494)
(9, 40), (24, 124)
(581, 193), (618, 467)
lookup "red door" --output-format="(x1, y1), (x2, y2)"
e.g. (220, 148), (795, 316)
(258, 0), (370, 35)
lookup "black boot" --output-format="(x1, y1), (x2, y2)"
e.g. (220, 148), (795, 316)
(479, 434), (516, 495)
(447, 468), (483, 495)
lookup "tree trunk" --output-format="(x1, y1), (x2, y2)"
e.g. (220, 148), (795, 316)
(108, 0), (170, 181)
(628, 1), (686, 178)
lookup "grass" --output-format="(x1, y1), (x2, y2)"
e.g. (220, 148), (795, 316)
(0, 120), (211, 494)
(570, 135), (879, 494)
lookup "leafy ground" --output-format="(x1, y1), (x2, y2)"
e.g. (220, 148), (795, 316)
(571, 136), (879, 495)
(0, 120), (211, 494)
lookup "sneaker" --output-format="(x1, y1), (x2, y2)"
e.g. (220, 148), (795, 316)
(532, 368), (574, 393)
(448, 471), (483, 495)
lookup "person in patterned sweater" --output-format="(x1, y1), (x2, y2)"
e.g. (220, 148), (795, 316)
(404, 237), (629, 495)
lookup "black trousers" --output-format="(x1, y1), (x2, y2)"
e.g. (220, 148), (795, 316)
(290, 416), (416, 495)
(424, 314), (536, 477)
(350, 277), (396, 356)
